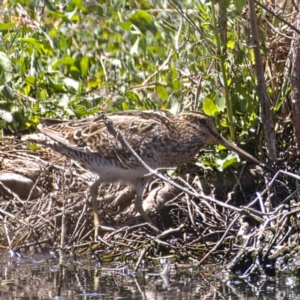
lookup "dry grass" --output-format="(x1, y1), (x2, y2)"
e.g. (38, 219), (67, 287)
(1, 133), (300, 275)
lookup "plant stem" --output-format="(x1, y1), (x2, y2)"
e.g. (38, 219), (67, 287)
(211, 3), (235, 141)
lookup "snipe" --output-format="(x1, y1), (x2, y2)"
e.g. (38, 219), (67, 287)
(23, 110), (271, 238)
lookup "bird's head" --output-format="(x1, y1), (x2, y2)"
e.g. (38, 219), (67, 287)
(179, 111), (274, 173)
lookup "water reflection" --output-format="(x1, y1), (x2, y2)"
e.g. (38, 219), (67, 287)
(0, 253), (300, 299)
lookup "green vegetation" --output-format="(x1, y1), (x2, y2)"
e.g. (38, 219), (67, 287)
(0, 0), (295, 169)
(2, 2), (300, 269)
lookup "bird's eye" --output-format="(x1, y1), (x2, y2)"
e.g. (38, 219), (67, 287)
(198, 118), (207, 125)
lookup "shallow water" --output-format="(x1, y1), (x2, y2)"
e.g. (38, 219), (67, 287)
(1, 253), (300, 299)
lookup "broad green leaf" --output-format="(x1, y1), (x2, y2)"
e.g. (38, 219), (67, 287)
(216, 154), (239, 171)
(156, 85), (168, 101)
(172, 77), (181, 91)
(45, 0), (57, 12)
(20, 38), (38, 46)
(214, 91), (226, 112)
(70, 65), (80, 78)
(87, 79), (100, 89)
(32, 102), (39, 113)
(201, 23), (211, 30)
(249, 48), (255, 64)
(52, 57), (75, 69)
(122, 102), (129, 111)
(80, 56), (89, 76)
(234, 0), (248, 14)
(59, 37), (72, 51)
(129, 10), (157, 36)
(169, 69), (181, 91)
(119, 22), (131, 31)
(218, 144), (227, 151)
(23, 85), (31, 95)
(49, 28), (58, 37)
(0, 22), (16, 31)
(227, 40), (235, 49)
(25, 76), (36, 85)
(48, 77), (65, 92)
(203, 97), (219, 116)
(67, 0), (88, 13)
(0, 84), (15, 99)
(27, 143), (41, 150)
(139, 36), (147, 52)
(48, 11), (65, 21)
(125, 91), (140, 104)
(220, 0), (230, 11)
(74, 105), (87, 117)
(87, 107), (100, 116)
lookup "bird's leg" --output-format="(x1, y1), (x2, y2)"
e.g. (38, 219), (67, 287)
(89, 176), (102, 241)
(136, 177), (160, 233)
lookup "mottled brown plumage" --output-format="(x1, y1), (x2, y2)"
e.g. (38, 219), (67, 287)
(24, 110), (270, 238)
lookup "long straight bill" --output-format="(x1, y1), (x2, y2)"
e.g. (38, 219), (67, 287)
(217, 136), (274, 173)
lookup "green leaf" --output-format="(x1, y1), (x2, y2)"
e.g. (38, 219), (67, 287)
(49, 28), (58, 37)
(129, 10), (157, 36)
(125, 91), (140, 104)
(227, 40), (235, 49)
(216, 153), (239, 171)
(156, 85), (168, 101)
(52, 57), (75, 69)
(234, 0), (248, 14)
(74, 105), (87, 117)
(0, 22), (16, 31)
(214, 91), (226, 112)
(45, 0), (57, 12)
(20, 38), (39, 45)
(169, 69), (181, 91)
(119, 22), (131, 31)
(48, 77), (65, 92)
(222, 157), (238, 169)
(203, 97), (219, 116)
(25, 76), (36, 85)
(80, 56), (89, 76)
(27, 143), (41, 150)
(0, 84), (15, 99)
(59, 37), (72, 51)
(220, 0), (230, 11)
(122, 102), (129, 111)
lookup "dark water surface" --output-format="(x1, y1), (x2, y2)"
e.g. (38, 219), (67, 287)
(1, 253), (300, 299)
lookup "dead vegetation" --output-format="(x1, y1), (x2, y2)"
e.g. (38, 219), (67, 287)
(1, 130), (300, 276)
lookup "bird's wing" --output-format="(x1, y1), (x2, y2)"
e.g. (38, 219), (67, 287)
(38, 110), (176, 161)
